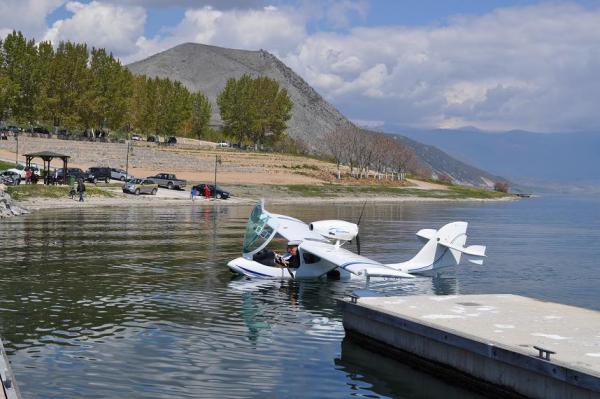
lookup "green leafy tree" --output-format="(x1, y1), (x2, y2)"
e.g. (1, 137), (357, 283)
(217, 74), (256, 145)
(0, 75), (18, 121)
(217, 75), (292, 147)
(186, 91), (212, 138)
(89, 48), (132, 131)
(2, 31), (39, 123)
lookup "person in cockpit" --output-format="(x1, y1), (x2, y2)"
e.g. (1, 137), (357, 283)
(275, 241), (300, 268)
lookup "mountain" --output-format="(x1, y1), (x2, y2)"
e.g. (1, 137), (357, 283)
(395, 135), (505, 187)
(127, 43), (504, 187)
(127, 43), (350, 144)
(392, 127), (600, 190)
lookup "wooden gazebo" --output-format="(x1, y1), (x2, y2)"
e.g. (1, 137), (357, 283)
(24, 151), (70, 185)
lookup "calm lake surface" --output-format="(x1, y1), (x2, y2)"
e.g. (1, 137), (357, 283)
(1, 195), (599, 398)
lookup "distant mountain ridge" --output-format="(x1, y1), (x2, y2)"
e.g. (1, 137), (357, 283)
(393, 127), (600, 190)
(127, 43), (503, 187)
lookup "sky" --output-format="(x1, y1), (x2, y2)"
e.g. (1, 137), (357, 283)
(1, 0), (600, 133)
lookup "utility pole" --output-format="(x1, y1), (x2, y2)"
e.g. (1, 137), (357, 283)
(15, 132), (19, 167)
(213, 154), (221, 200)
(125, 140), (130, 180)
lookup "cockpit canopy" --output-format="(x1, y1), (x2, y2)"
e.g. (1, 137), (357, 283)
(242, 200), (279, 256)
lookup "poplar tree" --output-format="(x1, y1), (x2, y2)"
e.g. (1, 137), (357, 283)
(187, 91), (212, 138)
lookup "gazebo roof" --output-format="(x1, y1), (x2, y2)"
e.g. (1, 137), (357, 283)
(24, 151), (71, 159)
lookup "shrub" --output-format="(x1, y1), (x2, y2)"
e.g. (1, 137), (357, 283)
(494, 181), (509, 193)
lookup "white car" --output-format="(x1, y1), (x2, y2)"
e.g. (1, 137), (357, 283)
(8, 164), (41, 178)
(217, 141), (229, 147)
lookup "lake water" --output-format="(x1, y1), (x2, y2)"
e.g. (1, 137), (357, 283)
(0, 195), (598, 398)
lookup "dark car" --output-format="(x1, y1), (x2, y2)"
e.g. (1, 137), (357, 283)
(166, 136), (177, 144)
(193, 184), (230, 199)
(31, 126), (50, 135)
(87, 167), (112, 183)
(56, 168), (88, 183)
(0, 170), (21, 185)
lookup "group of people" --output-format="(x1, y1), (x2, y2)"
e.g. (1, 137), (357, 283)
(190, 184), (212, 201)
(23, 168), (38, 184)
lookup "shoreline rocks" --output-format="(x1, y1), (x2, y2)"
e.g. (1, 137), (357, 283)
(0, 185), (28, 218)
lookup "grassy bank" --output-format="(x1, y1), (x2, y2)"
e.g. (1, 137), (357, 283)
(0, 160), (16, 170)
(6, 185), (115, 201)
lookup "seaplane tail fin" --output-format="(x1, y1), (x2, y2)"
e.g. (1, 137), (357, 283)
(387, 222), (486, 274)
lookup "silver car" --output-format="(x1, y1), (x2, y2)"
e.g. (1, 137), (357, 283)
(122, 178), (158, 195)
(111, 168), (133, 181)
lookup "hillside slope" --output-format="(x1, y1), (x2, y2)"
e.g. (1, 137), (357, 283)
(127, 43), (350, 144)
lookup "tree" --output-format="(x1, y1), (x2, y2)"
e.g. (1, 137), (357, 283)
(187, 91), (212, 138)
(323, 126), (352, 179)
(494, 181), (509, 192)
(217, 75), (255, 145)
(88, 48), (132, 131)
(218, 74), (292, 147)
(2, 31), (39, 122)
(0, 75), (18, 121)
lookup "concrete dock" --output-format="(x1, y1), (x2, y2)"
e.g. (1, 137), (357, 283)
(339, 294), (600, 399)
(0, 339), (20, 399)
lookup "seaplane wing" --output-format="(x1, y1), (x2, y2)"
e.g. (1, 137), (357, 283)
(267, 213), (329, 243)
(299, 240), (415, 279)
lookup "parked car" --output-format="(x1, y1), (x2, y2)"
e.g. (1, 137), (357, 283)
(131, 134), (142, 141)
(147, 173), (186, 190)
(166, 136), (177, 145)
(86, 167), (112, 183)
(56, 168), (88, 182)
(31, 126), (50, 135)
(193, 184), (230, 199)
(122, 178), (158, 195)
(0, 170), (21, 185)
(8, 164), (41, 178)
(217, 141), (229, 147)
(111, 168), (133, 181)
(0, 175), (16, 185)
(147, 135), (157, 142)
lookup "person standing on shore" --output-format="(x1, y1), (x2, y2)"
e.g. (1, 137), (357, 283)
(77, 177), (86, 202)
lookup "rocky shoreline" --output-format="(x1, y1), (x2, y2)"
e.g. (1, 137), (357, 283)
(0, 185), (28, 218)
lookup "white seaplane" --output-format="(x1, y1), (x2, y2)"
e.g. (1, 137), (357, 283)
(227, 200), (486, 280)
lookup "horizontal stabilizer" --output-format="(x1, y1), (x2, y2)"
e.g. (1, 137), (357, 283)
(416, 228), (437, 241)
(464, 245), (486, 257)
(439, 241), (486, 258)
(467, 257), (484, 265)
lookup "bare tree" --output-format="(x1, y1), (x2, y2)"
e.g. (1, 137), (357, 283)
(322, 126), (350, 180)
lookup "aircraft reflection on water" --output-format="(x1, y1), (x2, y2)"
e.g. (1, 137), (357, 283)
(228, 275), (459, 342)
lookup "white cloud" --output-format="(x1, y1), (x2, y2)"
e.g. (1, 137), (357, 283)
(0, 0), (66, 39)
(129, 5), (306, 62)
(284, 3), (600, 132)
(43, 1), (146, 56)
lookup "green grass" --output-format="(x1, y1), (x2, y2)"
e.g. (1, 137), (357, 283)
(276, 183), (512, 199)
(0, 160), (16, 170)
(6, 185), (115, 201)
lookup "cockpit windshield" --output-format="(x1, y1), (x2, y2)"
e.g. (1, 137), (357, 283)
(242, 200), (278, 256)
